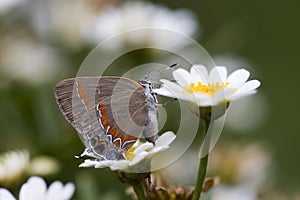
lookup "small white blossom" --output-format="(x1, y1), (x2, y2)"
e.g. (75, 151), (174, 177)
(28, 156), (60, 176)
(155, 65), (261, 107)
(0, 150), (29, 186)
(83, 1), (198, 49)
(0, 176), (75, 200)
(0, 36), (63, 84)
(79, 131), (176, 172)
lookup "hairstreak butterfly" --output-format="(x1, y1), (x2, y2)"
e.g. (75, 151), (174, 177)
(55, 76), (158, 161)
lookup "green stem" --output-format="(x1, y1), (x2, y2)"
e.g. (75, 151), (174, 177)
(192, 154), (209, 200)
(132, 183), (146, 200)
(192, 118), (211, 200)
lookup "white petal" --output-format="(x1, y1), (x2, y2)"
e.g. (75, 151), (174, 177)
(94, 160), (116, 168)
(197, 100), (213, 107)
(132, 140), (141, 148)
(45, 181), (74, 200)
(191, 65), (208, 80)
(133, 143), (153, 154)
(153, 87), (177, 98)
(160, 79), (183, 91)
(110, 160), (130, 170)
(79, 159), (98, 168)
(155, 131), (176, 148)
(226, 69), (250, 88)
(209, 66), (227, 82)
(198, 101), (214, 107)
(19, 176), (46, 200)
(0, 188), (16, 200)
(149, 146), (169, 154)
(94, 163), (110, 168)
(171, 93), (197, 103)
(208, 67), (227, 83)
(234, 80), (261, 96)
(155, 86), (185, 100)
(191, 93), (213, 106)
(129, 153), (148, 166)
(155, 79), (184, 98)
(78, 163), (93, 168)
(181, 94), (195, 101)
(45, 181), (63, 200)
(173, 68), (193, 86)
(214, 88), (235, 103)
(230, 80), (260, 100)
(230, 90), (257, 100)
(182, 93), (212, 107)
(62, 183), (75, 200)
(60, 183), (75, 200)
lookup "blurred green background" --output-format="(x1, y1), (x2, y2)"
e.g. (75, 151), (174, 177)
(0, 0), (299, 199)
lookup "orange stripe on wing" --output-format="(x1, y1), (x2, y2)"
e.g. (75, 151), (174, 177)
(77, 81), (92, 110)
(99, 104), (109, 127)
(98, 103), (138, 150)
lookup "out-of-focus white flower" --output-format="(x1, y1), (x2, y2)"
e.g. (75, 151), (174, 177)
(0, 176), (75, 200)
(0, 150), (29, 186)
(79, 131), (176, 172)
(29, 0), (93, 47)
(155, 65), (261, 107)
(0, 0), (25, 14)
(0, 36), (63, 84)
(28, 1), (197, 49)
(29, 0), (114, 48)
(0, 149), (62, 187)
(28, 156), (60, 176)
(211, 185), (257, 200)
(208, 143), (271, 200)
(83, 1), (198, 49)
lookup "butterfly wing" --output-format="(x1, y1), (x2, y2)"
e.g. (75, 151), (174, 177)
(55, 77), (156, 160)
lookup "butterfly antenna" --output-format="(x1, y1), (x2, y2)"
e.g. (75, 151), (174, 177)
(168, 63), (178, 69)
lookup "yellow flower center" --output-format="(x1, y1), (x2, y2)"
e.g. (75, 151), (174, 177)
(125, 141), (152, 161)
(125, 145), (137, 161)
(184, 82), (230, 96)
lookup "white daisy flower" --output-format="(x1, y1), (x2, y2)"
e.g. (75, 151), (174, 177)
(155, 65), (261, 107)
(0, 150), (29, 186)
(79, 131), (176, 172)
(0, 176), (75, 200)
